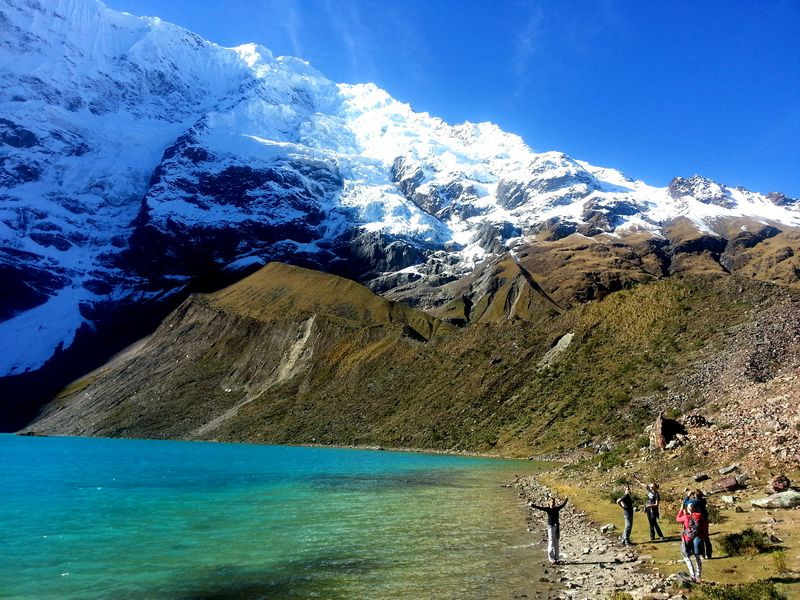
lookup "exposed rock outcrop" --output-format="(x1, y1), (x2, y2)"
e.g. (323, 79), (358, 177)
(751, 490), (800, 509)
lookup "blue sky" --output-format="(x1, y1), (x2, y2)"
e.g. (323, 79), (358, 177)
(105, 0), (800, 196)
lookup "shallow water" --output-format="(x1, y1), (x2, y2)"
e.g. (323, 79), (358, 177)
(0, 435), (553, 599)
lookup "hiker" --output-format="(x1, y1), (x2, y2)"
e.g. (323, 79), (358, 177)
(528, 496), (568, 564)
(634, 475), (664, 541)
(687, 489), (712, 558)
(676, 499), (703, 582)
(616, 485), (634, 546)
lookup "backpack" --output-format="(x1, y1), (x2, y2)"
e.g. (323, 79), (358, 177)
(684, 513), (699, 540)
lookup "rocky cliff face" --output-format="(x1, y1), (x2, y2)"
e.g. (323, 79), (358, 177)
(3, 0), (800, 417)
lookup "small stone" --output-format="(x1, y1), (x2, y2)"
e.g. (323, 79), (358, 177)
(719, 463), (739, 475)
(693, 473), (710, 482)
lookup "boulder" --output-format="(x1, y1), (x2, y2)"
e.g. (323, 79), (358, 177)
(600, 523), (616, 533)
(693, 473), (710, 482)
(769, 534), (784, 544)
(682, 414), (711, 428)
(770, 475), (791, 493)
(652, 413), (687, 450)
(751, 490), (800, 509)
(719, 463), (739, 475)
(711, 476), (740, 493)
(720, 495), (738, 504)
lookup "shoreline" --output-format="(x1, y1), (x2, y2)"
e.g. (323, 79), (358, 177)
(515, 473), (670, 600)
(13, 430), (543, 460)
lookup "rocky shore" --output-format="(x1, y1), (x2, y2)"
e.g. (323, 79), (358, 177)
(515, 475), (680, 600)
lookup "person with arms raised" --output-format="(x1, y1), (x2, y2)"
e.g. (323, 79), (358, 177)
(528, 496), (568, 564)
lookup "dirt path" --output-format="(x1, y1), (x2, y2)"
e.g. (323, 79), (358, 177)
(516, 475), (680, 600)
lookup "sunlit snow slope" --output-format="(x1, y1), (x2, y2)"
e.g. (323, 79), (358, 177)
(1, 0), (799, 377)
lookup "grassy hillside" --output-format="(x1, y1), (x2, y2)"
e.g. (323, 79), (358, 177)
(28, 263), (799, 457)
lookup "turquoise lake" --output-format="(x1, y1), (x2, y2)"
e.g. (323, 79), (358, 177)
(0, 435), (552, 599)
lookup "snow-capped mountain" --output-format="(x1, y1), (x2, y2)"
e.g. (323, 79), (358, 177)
(1, 0), (799, 379)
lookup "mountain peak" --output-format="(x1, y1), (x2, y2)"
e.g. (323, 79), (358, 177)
(2, 0), (800, 380)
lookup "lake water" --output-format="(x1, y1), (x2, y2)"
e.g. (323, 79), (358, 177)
(0, 435), (553, 599)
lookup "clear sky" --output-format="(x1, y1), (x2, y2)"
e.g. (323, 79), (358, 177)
(104, 0), (800, 197)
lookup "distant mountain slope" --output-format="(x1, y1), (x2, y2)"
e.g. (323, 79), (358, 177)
(3, 0), (800, 388)
(26, 263), (800, 457)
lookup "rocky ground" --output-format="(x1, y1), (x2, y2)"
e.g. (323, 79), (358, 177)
(515, 476), (682, 600)
(666, 295), (800, 472)
(684, 371), (800, 473)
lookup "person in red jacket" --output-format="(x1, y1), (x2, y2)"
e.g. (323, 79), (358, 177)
(676, 499), (703, 582)
(687, 489), (712, 558)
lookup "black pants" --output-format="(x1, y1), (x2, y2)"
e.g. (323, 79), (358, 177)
(646, 509), (663, 539)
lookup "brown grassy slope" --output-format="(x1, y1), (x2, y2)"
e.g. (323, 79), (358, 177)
(435, 255), (562, 324)
(27, 263), (800, 458)
(212, 262), (453, 339)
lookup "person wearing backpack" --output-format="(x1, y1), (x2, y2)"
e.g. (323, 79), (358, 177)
(676, 499), (703, 582)
(687, 490), (712, 559)
(528, 496), (568, 564)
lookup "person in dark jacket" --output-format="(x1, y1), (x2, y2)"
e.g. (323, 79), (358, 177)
(634, 476), (664, 540)
(528, 496), (568, 564)
(616, 485), (634, 546)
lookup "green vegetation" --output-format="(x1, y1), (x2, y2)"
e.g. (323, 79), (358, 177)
(694, 581), (787, 600)
(772, 550), (789, 575)
(718, 528), (774, 557)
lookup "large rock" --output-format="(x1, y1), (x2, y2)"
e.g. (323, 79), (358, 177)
(770, 475), (791, 493)
(651, 413), (687, 450)
(750, 490), (800, 509)
(711, 476), (740, 493)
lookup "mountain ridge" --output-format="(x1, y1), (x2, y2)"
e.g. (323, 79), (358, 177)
(25, 262), (800, 460)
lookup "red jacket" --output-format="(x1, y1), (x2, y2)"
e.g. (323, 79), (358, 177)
(676, 510), (704, 542)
